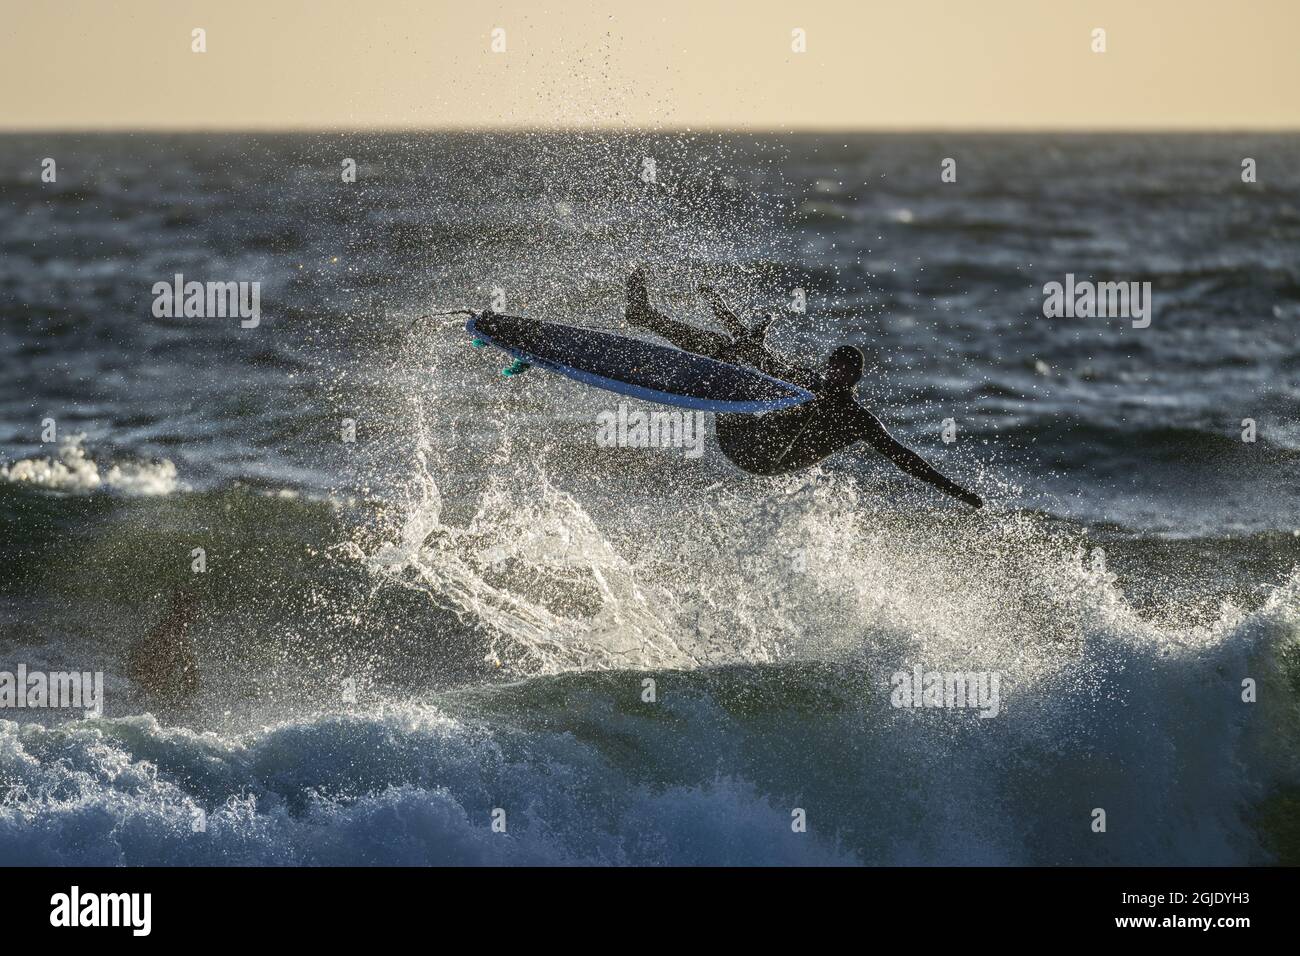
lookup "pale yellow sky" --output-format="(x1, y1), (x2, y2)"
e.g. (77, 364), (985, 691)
(2, 0), (1297, 131)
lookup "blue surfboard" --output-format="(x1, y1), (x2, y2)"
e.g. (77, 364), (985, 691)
(466, 313), (815, 414)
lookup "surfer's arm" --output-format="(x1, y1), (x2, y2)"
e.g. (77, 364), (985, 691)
(697, 285), (749, 340)
(857, 411), (983, 508)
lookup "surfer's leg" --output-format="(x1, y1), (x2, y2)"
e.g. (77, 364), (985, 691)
(626, 268), (736, 360)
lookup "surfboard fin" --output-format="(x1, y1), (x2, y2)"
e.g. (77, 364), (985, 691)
(470, 338), (488, 348)
(501, 359), (532, 377)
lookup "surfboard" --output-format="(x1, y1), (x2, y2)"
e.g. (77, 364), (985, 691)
(466, 313), (815, 414)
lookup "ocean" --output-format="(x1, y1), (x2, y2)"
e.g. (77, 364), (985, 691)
(0, 131), (1297, 865)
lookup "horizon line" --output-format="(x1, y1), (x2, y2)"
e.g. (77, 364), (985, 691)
(2, 123), (1299, 136)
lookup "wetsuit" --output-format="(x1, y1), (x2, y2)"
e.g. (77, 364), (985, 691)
(625, 269), (983, 508)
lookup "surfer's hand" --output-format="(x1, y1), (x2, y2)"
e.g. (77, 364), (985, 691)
(697, 285), (747, 339)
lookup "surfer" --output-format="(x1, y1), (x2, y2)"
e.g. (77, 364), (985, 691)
(625, 268), (984, 508)
(127, 589), (201, 706)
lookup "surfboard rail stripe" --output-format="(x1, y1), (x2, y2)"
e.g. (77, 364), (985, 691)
(466, 313), (815, 414)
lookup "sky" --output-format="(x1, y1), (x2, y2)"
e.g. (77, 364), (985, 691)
(2, 0), (1297, 131)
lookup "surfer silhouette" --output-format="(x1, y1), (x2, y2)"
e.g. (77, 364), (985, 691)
(127, 589), (201, 706)
(625, 268), (983, 508)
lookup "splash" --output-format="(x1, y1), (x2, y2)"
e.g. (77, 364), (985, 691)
(361, 353), (1300, 712)
(365, 407), (696, 674)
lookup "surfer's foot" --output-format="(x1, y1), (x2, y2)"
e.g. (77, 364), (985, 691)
(626, 267), (654, 330)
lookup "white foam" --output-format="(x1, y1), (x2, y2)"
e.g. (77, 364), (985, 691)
(0, 707), (859, 865)
(0, 435), (180, 496)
